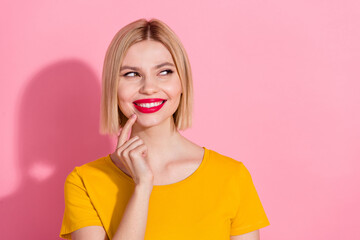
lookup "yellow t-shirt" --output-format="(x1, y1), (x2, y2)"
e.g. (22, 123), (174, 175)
(59, 147), (270, 239)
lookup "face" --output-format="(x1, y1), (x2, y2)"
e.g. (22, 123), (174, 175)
(117, 40), (182, 128)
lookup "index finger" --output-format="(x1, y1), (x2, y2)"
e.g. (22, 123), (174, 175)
(117, 114), (137, 148)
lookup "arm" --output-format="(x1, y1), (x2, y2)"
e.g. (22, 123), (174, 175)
(229, 163), (270, 237)
(69, 114), (154, 240)
(72, 226), (108, 240)
(230, 230), (259, 240)
(112, 184), (152, 239)
(71, 184), (152, 240)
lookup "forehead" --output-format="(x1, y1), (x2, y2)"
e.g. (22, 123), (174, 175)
(121, 40), (174, 66)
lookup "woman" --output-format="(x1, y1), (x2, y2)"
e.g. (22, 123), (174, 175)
(60, 18), (270, 240)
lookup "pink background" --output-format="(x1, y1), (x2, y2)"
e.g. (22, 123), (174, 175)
(1, 0), (359, 239)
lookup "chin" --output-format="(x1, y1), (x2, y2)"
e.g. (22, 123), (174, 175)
(136, 115), (172, 128)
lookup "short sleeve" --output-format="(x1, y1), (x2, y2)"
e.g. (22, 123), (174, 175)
(59, 167), (103, 239)
(230, 163), (270, 236)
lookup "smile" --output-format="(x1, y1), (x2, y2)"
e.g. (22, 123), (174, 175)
(133, 100), (167, 113)
(134, 100), (165, 108)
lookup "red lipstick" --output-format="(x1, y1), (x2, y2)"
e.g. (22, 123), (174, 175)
(133, 98), (167, 114)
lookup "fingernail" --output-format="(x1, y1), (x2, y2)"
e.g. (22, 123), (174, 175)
(132, 114), (137, 119)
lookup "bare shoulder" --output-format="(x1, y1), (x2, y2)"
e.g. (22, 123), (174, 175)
(71, 226), (108, 240)
(188, 143), (205, 159)
(230, 230), (260, 240)
(178, 142), (205, 170)
(178, 141), (205, 165)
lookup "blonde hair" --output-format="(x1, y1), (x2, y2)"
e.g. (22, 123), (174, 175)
(99, 18), (193, 136)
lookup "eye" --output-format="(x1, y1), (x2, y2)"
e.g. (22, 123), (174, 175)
(159, 69), (173, 76)
(123, 72), (140, 77)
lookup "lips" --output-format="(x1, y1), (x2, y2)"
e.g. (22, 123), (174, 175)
(133, 98), (167, 114)
(133, 98), (166, 104)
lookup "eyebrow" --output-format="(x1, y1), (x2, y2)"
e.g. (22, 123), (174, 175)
(120, 62), (175, 71)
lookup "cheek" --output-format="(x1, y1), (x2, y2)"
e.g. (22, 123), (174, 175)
(165, 79), (182, 96)
(117, 89), (127, 101)
(117, 88), (133, 111)
(117, 82), (135, 101)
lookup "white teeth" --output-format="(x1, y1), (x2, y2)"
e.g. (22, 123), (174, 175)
(137, 101), (164, 108)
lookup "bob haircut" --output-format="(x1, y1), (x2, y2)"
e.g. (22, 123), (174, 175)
(99, 18), (193, 136)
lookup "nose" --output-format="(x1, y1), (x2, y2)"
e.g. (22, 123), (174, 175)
(139, 75), (159, 94)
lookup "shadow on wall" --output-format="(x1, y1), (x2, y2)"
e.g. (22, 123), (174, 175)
(0, 60), (113, 239)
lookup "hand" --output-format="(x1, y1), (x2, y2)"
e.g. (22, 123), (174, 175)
(112, 114), (154, 187)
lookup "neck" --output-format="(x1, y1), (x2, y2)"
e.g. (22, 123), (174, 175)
(129, 116), (184, 169)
